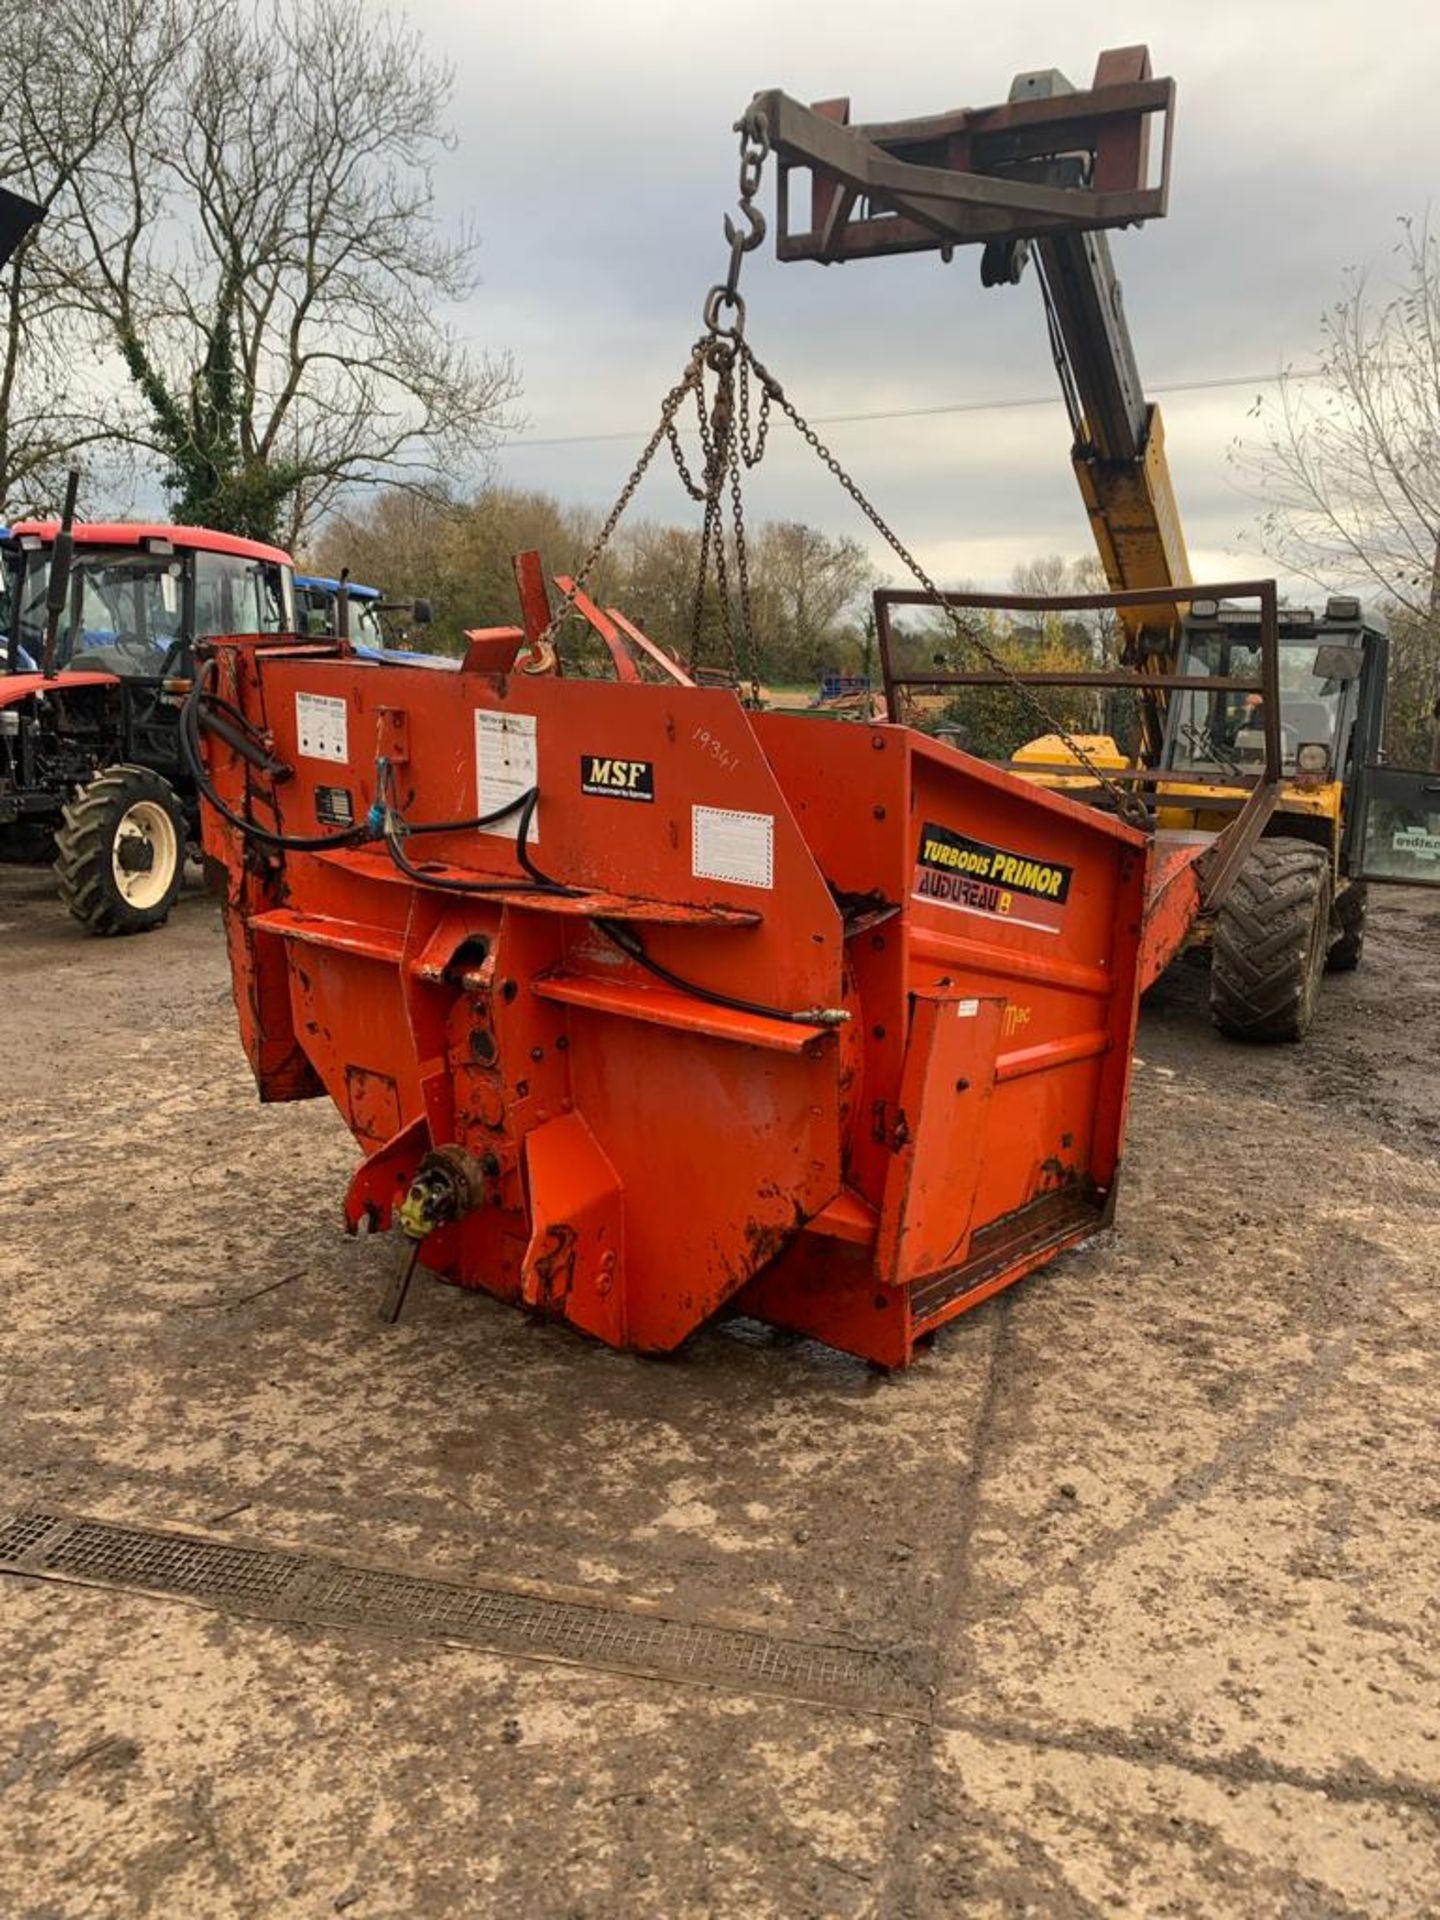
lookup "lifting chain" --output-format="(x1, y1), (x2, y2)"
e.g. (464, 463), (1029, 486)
(534, 114), (771, 673)
(533, 343), (709, 661)
(535, 104), (1150, 825)
(735, 339), (1149, 824)
(669, 334), (765, 692)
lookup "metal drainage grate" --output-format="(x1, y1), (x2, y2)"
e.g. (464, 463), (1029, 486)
(0, 1511), (64, 1563)
(0, 1510), (923, 1716)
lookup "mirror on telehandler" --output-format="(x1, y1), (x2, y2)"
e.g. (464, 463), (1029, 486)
(1313, 642), (1364, 683)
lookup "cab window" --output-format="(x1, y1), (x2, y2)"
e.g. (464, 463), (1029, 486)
(194, 551), (290, 638)
(1165, 634), (1355, 778)
(351, 601), (385, 646)
(36, 551), (185, 675)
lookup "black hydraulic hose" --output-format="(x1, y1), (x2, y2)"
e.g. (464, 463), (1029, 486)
(199, 706), (291, 779)
(590, 916), (842, 1027)
(380, 785), (567, 898)
(386, 769), (839, 1026)
(197, 685), (269, 742)
(386, 774), (837, 1026)
(186, 666), (840, 1028)
(180, 664), (373, 852)
(401, 786), (562, 844)
(512, 792), (577, 895)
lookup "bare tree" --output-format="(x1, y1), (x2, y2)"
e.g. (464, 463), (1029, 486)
(2, 0), (516, 541)
(747, 520), (872, 682)
(0, 0), (190, 510)
(1238, 217), (1440, 617)
(1235, 218), (1440, 760)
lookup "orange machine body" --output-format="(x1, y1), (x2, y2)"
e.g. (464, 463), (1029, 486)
(202, 633), (1150, 1365)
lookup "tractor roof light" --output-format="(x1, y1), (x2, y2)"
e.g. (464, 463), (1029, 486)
(1324, 595), (1360, 623)
(142, 536), (175, 556)
(1189, 598), (1218, 619)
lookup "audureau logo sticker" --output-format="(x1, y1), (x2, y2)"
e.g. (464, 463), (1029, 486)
(913, 820), (1073, 933)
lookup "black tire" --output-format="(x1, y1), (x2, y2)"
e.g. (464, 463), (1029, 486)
(53, 764), (186, 936)
(1210, 837), (1333, 1043)
(1326, 880), (1367, 973)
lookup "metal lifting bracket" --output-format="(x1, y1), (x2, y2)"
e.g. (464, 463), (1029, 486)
(753, 45), (1173, 265)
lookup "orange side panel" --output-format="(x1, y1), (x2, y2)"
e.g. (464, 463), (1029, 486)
(877, 993), (1004, 1286)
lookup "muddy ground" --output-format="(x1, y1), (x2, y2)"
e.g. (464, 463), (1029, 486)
(0, 865), (1436, 1919)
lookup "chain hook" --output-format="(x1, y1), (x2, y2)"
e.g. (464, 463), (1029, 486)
(702, 106), (771, 340)
(722, 201), (766, 257)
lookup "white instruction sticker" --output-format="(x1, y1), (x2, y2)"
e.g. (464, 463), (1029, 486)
(692, 805), (774, 889)
(295, 691), (349, 763)
(475, 709), (539, 841)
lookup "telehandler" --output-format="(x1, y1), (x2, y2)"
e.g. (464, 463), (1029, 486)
(756, 46), (1440, 1038)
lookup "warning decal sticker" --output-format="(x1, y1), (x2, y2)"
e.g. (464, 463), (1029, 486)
(913, 820), (1073, 934)
(692, 806), (774, 889)
(295, 691), (349, 763)
(475, 709), (539, 841)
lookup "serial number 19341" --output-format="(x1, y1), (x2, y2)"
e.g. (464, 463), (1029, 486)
(692, 725), (740, 776)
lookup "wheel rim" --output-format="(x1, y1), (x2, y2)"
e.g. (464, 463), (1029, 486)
(111, 800), (179, 910)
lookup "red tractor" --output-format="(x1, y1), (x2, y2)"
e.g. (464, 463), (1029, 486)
(0, 514), (296, 932)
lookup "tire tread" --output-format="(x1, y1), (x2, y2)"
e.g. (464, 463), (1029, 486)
(52, 764), (183, 937)
(1210, 837), (1331, 1042)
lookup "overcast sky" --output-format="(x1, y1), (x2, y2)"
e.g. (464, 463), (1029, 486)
(407, 0), (1439, 594)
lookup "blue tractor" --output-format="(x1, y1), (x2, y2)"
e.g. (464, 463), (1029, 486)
(294, 575), (435, 655)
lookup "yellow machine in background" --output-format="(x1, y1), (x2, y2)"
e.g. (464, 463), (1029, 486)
(760, 43), (1440, 1039)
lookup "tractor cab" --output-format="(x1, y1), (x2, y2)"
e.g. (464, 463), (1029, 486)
(4, 524), (294, 678)
(0, 523), (297, 936)
(1158, 600), (1373, 806)
(293, 574), (434, 654)
(295, 574), (386, 646)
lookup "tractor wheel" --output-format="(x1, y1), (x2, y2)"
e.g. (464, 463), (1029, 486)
(1210, 837), (1333, 1043)
(1326, 880), (1368, 973)
(54, 765), (186, 936)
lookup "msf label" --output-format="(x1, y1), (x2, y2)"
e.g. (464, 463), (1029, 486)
(580, 754), (655, 802)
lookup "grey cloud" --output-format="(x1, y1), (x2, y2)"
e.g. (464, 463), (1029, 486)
(409, 0), (1439, 590)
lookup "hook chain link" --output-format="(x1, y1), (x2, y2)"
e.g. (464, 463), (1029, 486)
(535, 105), (1148, 824)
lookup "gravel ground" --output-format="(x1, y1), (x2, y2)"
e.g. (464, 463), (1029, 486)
(0, 864), (1436, 1919)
